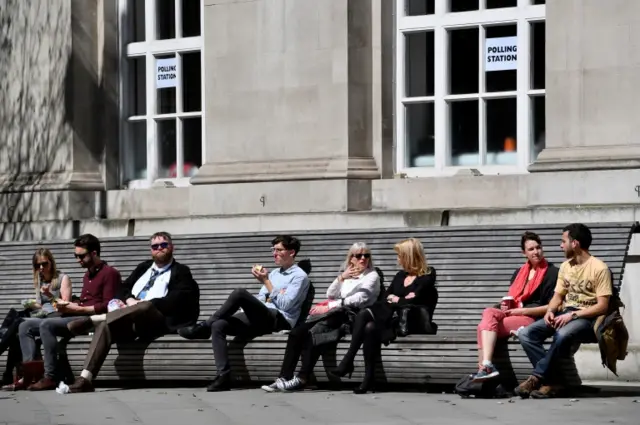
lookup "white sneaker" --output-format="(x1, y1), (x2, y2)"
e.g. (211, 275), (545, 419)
(276, 376), (305, 392)
(261, 378), (285, 392)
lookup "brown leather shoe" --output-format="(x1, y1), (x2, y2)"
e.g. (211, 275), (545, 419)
(531, 384), (564, 399)
(69, 377), (95, 393)
(67, 317), (94, 336)
(28, 376), (57, 391)
(2, 378), (26, 391)
(514, 375), (541, 399)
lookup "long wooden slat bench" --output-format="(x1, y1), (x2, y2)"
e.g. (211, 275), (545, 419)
(0, 222), (636, 388)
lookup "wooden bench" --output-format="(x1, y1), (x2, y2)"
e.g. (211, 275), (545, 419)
(0, 222), (636, 388)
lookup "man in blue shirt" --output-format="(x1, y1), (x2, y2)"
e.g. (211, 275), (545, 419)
(179, 235), (310, 392)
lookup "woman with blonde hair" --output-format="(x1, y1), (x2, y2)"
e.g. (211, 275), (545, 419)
(330, 238), (438, 393)
(1, 248), (71, 390)
(262, 242), (380, 392)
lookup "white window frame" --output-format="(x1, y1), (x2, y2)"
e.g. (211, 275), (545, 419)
(395, 0), (545, 177)
(118, 0), (205, 189)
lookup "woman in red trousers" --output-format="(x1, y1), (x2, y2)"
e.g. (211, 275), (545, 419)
(473, 231), (559, 382)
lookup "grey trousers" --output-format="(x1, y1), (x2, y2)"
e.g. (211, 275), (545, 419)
(18, 316), (78, 379)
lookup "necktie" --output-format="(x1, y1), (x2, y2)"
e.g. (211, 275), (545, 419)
(138, 269), (161, 300)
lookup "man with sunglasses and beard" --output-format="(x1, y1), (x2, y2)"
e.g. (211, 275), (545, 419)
(24, 234), (122, 391)
(179, 235), (310, 392)
(62, 231), (200, 393)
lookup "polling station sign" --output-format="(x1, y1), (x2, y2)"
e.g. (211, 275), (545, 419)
(485, 36), (517, 72)
(156, 58), (177, 88)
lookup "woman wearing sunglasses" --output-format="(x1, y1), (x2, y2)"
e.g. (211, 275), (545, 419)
(1, 248), (72, 389)
(330, 238), (437, 394)
(263, 242), (380, 392)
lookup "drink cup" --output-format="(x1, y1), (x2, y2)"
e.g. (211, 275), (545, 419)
(501, 296), (516, 310)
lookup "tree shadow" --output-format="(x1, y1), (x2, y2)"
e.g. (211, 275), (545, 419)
(0, 1), (119, 241)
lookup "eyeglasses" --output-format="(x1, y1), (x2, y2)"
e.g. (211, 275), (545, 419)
(354, 253), (371, 260)
(271, 247), (289, 254)
(35, 261), (50, 268)
(151, 242), (170, 251)
(74, 252), (89, 259)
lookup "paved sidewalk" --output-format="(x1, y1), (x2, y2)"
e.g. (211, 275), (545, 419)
(0, 387), (639, 425)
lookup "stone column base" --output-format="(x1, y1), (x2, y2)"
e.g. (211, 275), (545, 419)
(529, 145), (640, 172)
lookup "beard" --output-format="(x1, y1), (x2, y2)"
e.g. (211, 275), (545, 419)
(563, 247), (575, 259)
(153, 251), (173, 264)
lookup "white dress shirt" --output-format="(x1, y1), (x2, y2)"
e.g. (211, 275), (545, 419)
(131, 262), (173, 301)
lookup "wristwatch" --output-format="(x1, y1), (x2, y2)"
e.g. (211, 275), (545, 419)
(571, 312), (579, 320)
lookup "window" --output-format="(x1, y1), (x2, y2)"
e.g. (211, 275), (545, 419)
(120, 0), (204, 188)
(396, 0), (545, 176)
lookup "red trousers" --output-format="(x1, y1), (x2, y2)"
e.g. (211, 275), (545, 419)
(476, 308), (535, 348)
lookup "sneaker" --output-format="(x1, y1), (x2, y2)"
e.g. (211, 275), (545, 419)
(514, 375), (541, 399)
(276, 376), (306, 392)
(261, 378), (285, 393)
(472, 363), (500, 382)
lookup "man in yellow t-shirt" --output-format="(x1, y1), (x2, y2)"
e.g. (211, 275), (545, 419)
(514, 223), (612, 399)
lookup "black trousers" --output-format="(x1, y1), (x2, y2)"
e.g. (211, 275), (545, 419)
(0, 319), (24, 382)
(208, 289), (290, 375)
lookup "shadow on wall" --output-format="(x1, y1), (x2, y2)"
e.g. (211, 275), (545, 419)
(0, 0), (118, 241)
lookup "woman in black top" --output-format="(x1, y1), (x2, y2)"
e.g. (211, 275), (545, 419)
(330, 238), (437, 393)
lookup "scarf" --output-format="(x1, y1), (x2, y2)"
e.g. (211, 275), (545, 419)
(507, 259), (548, 307)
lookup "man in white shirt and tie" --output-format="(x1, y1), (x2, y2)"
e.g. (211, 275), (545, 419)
(63, 231), (200, 393)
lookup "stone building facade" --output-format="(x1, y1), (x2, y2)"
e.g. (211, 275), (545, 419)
(1, 0), (640, 240)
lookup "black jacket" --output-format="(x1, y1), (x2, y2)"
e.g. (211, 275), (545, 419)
(119, 260), (200, 331)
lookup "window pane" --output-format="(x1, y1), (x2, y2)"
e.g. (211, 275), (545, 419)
(450, 0), (478, 12)
(532, 96), (545, 162)
(130, 57), (146, 115)
(182, 0), (201, 37)
(157, 0), (176, 40)
(486, 25), (517, 92)
(405, 32), (434, 97)
(183, 52), (202, 112)
(406, 0), (435, 16)
(449, 28), (478, 94)
(156, 54), (177, 114)
(450, 100), (479, 166)
(487, 0), (517, 8)
(406, 103), (435, 167)
(183, 117), (202, 176)
(486, 98), (517, 165)
(128, 0), (145, 42)
(531, 22), (545, 89)
(125, 121), (147, 182)
(158, 119), (177, 178)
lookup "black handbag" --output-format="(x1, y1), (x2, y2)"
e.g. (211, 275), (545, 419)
(394, 305), (438, 337)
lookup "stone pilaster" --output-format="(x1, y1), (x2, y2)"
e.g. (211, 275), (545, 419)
(530, 0), (640, 172)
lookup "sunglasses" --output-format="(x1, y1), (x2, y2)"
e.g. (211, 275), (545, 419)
(74, 252), (89, 259)
(151, 242), (170, 251)
(35, 261), (50, 268)
(354, 253), (371, 260)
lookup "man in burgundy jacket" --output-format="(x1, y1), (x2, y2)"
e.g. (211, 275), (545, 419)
(22, 234), (122, 391)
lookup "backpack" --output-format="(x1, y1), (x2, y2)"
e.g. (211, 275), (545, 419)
(454, 374), (512, 399)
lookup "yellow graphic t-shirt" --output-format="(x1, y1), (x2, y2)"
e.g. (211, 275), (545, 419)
(554, 256), (613, 309)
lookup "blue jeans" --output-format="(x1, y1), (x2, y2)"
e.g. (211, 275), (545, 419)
(518, 309), (596, 380)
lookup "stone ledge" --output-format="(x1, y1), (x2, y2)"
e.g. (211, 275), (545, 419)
(190, 157), (380, 184)
(529, 145), (640, 172)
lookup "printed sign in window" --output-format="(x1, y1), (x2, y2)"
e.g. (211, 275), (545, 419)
(485, 36), (517, 72)
(156, 58), (178, 88)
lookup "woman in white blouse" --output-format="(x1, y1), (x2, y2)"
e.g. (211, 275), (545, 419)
(261, 242), (380, 392)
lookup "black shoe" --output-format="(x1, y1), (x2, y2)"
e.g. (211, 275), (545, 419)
(353, 383), (374, 394)
(206, 374), (231, 392)
(178, 322), (211, 340)
(328, 362), (354, 379)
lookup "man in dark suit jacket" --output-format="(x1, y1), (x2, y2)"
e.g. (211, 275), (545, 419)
(62, 231), (200, 393)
